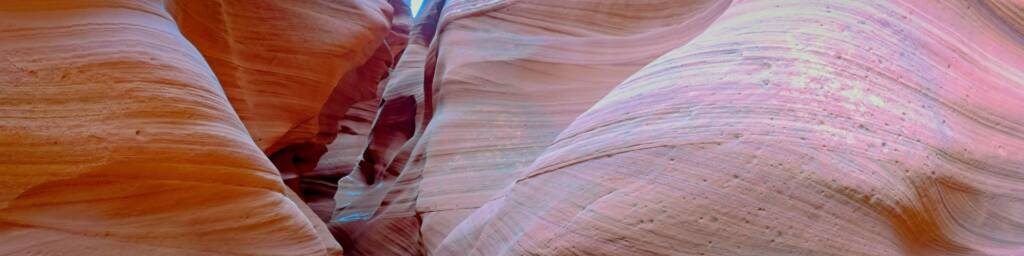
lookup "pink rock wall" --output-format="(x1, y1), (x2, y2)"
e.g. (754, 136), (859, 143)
(436, 0), (1024, 255)
(3, 0), (1023, 255)
(330, 0), (1024, 255)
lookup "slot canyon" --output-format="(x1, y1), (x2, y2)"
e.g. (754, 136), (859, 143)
(1, 0), (1023, 255)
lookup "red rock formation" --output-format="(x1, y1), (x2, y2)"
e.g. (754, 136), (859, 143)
(169, 0), (393, 154)
(169, 0), (405, 216)
(304, 0), (415, 222)
(0, 0), (400, 254)
(4, 0), (1024, 255)
(326, 1), (437, 252)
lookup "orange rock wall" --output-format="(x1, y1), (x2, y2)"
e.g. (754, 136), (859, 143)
(3, 0), (1024, 255)
(0, 0), (400, 254)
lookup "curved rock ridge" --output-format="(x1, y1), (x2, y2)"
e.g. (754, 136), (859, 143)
(326, 1), (442, 253)
(4, 0), (1024, 255)
(330, 43), (427, 256)
(169, 0), (393, 155)
(169, 0), (400, 208)
(435, 0), (1024, 255)
(1, 0), (409, 254)
(284, 0), (413, 222)
(416, 0), (734, 251)
(0, 1), (337, 254)
(328, 0), (736, 254)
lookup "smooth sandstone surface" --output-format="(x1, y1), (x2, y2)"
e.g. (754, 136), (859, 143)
(0, 0), (398, 254)
(419, 0), (733, 252)
(328, 0), (734, 254)
(435, 0), (1024, 255)
(170, 0), (398, 216)
(308, 0), (414, 222)
(170, 0), (393, 154)
(329, 0), (1024, 255)
(3, 0), (1024, 255)
(329, 13), (433, 255)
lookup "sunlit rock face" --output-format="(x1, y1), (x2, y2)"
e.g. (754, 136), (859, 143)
(333, 0), (1024, 255)
(3, 0), (1024, 255)
(327, 0), (733, 254)
(433, 0), (1024, 255)
(0, 0), (397, 254)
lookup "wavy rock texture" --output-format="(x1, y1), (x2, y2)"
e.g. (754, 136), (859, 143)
(0, 0), (401, 254)
(434, 0), (1024, 255)
(329, 0), (734, 254)
(169, 0), (401, 217)
(294, 0), (413, 222)
(327, 7), (435, 254)
(414, 0), (737, 252)
(170, 0), (393, 154)
(4, 0), (1024, 255)
(328, 0), (1024, 255)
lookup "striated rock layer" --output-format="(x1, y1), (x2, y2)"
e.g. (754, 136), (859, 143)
(170, 0), (393, 154)
(327, 1), (438, 253)
(168, 0), (407, 219)
(331, 0), (1024, 255)
(287, 0), (413, 222)
(0, 0), (402, 254)
(435, 0), (1024, 255)
(3, 0), (1024, 255)
(331, 0), (732, 254)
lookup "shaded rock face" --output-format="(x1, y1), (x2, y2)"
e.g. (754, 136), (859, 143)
(2, 0), (1024, 255)
(326, 3), (437, 253)
(169, 0), (410, 224)
(169, 0), (393, 154)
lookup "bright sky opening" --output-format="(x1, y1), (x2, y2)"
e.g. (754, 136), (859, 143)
(410, 0), (423, 18)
